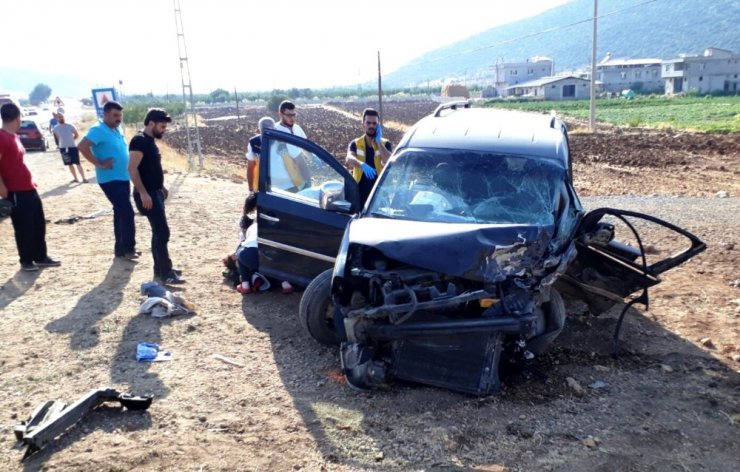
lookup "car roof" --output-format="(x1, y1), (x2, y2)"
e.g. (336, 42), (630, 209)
(396, 107), (569, 167)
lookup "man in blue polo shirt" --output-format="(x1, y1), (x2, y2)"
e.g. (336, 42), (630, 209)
(78, 101), (138, 259)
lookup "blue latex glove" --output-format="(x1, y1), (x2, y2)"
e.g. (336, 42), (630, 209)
(136, 342), (160, 362)
(360, 162), (377, 179)
(375, 123), (383, 143)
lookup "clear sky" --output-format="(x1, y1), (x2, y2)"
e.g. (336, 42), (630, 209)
(2, 0), (571, 94)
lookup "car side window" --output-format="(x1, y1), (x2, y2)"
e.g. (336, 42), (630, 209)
(267, 137), (346, 205)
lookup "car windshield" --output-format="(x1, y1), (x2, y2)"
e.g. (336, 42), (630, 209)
(20, 121), (39, 130)
(367, 149), (567, 225)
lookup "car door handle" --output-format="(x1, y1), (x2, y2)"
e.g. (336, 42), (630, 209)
(259, 213), (280, 223)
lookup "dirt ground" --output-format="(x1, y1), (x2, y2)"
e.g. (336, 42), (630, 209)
(1, 109), (739, 471)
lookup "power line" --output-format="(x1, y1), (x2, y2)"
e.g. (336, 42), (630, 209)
(412, 0), (660, 66)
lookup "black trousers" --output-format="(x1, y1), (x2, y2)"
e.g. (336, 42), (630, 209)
(8, 189), (48, 264)
(133, 189), (173, 278)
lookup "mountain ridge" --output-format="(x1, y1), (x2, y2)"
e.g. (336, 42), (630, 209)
(382, 0), (740, 88)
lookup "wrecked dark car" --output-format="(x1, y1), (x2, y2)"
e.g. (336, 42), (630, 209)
(255, 102), (705, 396)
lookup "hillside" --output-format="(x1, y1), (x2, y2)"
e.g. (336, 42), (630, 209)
(383, 0), (740, 88)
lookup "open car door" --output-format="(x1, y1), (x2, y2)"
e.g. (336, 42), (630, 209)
(555, 208), (706, 314)
(256, 128), (361, 288)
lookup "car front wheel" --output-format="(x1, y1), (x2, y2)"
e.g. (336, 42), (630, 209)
(298, 269), (339, 345)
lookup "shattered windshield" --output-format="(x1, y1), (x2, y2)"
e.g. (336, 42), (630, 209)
(367, 149), (566, 225)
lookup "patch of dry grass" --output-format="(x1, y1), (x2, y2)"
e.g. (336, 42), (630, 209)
(158, 139), (246, 184)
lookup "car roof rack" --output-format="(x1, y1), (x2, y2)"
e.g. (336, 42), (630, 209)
(433, 100), (472, 117)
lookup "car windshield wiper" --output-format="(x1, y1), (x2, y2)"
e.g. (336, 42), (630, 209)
(368, 211), (398, 219)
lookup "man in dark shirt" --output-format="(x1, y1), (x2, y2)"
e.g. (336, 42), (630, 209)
(346, 108), (393, 205)
(128, 108), (184, 285)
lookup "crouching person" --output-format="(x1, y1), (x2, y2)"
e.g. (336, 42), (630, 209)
(235, 192), (270, 294)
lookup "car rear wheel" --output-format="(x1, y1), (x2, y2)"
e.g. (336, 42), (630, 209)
(298, 269), (338, 345)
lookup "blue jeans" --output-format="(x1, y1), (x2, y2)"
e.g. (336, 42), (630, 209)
(133, 189), (172, 278)
(99, 180), (136, 257)
(236, 246), (258, 283)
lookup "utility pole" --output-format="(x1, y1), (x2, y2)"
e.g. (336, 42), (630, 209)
(174, 0), (204, 170)
(589, 0), (598, 132)
(377, 51), (383, 123)
(234, 86), (240, 127)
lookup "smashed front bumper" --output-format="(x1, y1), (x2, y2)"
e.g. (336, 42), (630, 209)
(340, 312), (537, 395)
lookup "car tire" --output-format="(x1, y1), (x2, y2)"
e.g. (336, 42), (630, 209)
(298, 269), (338, 345)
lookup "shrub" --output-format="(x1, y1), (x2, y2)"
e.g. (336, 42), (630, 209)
(267, 94), (289, 114)
(626, 115), (643, 127)
(120, 101), (186, 126)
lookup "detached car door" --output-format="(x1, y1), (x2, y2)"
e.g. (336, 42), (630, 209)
(257, 128), (361, 287)
(555, 208), (706, 314)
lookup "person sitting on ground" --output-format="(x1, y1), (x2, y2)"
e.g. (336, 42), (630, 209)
(228, 192), (294, 295)
(234, 192), (266, 294)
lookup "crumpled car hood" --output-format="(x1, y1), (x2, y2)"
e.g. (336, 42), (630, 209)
(348, 218), (556, 282)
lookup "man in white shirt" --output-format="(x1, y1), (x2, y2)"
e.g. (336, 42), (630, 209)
(274, 100), (306, 138)
(270, 100), (311, 192)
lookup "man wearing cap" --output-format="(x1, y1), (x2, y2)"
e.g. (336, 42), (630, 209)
(245, 116), (274, 191)
(128, 108), (184, 285)
(52, 112), (87, 183)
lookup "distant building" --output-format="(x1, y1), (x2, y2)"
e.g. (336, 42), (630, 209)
(481, 86), (497, 98)
(492, 56), (554, 95)
(663, 47), (740, 95)
(504, 76), (600, 100)
(597, 53), (663, 93)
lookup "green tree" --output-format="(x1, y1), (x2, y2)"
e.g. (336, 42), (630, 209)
(29, 83), (52, 105)
(267, 94), (289, 114)
(210, 88), (230, 103)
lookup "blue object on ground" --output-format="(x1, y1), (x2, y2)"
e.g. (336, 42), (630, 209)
(136, 342), (160, 362)
(141, 281), (167, 297)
